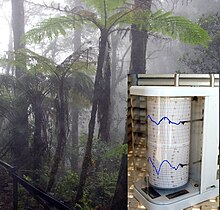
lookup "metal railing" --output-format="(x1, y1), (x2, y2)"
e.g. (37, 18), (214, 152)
(0, 160), (75, 210)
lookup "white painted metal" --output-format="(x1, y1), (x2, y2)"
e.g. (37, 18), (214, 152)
(130, 85), (219, 210)
(130, 86), (218, 97)
(136, 74), (219, 87)
(134, 180), (219, 210)
(189, 97), (204, 184)
(200, 95), (219, 193)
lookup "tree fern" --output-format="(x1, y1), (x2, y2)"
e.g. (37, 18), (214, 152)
(148, 10), (211, 47)
(25, 6), (210, 48)
(0, 48), (57, 76)
(67, 71), (94, 103)
(25, 16), (78, 44)
(82, 0), (127, 18)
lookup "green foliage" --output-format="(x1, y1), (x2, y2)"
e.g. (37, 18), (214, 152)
(0, 55), (25, 73)
(55, 170), (79, 201)
(0, 48), (56, 75)
(70, 60), (96, 75)
(18, 187), (41, 210)
(25, 16), (77, 44)
(103, 143), (127, 159)
(86, 171), (118, 208)
(68, 71), (94, 103)
(25, 6), (210, 48)
(0, 48), (94, 96)
(78, 133), (125, 165)
(21, 48), (56, 74)
(75, 193), (93, 210)
(75, 133), (121, 207)
(0, 74), (28, 121)
(18, 187), (28, 210)
(24, 1), (130, 42)
(179, 13), (220, 73)
(148, 10), (211, 47)
(82, 0), (127, 19)
(70, 169), (117, 209)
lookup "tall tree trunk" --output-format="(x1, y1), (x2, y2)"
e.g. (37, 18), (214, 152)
(130, 0), (152, 74)
(110, 128), (127, 210)
(109, 33), (119, 142)
(74, 29), (108, 207)
(11, 0), (25, 78)
(11, 0), (29, 167)
(95, 48), (111, 171)
(32, 93), (44, 181)
(47, 79), (67, 192)
(70, 26), (82, 173)
(130, 25), (147, 73)
(98, 43), (111, 142)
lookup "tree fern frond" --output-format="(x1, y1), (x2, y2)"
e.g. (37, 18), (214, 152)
(107, 7), (137, 29)
(68, 71), (94, 102)
(74, 10), (102, 28)
(82, 0), (127, 17)
(16, 49), (57, 76)
(0, 49), (57, 75)
(25, 16), (77, 44)
(0, 56), (26, 73)
(70, 60), (96, 75)
(148, 11), (211, 47)
(0, 74), (16, 90)
(120, 9), (211, 47)
(152, 10), (173, 20)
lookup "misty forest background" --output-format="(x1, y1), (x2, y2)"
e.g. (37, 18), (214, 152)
(0, 0), (219, 209)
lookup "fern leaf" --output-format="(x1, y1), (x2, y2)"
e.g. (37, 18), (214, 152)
(25, 16), (76, 44)
(153, 10), (173, 20)
(0, 49), (57, 75)
(75, 10), (102, 28)
(82, 0), (127, 17)
(148, 10), (211, 47)
(0, 56), (26, 73)
(107, 7), (134, 28)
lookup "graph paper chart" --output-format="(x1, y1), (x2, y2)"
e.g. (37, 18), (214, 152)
(147, 97), (191, 189)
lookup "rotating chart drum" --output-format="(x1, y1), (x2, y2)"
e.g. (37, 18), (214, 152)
(147, 97), (191, 189)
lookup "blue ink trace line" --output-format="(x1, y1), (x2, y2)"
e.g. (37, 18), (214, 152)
(148, 157), (187, 175)
(147, 114), (183, 126)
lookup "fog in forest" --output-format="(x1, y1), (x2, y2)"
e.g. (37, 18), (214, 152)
(0, 0), (219, 209)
